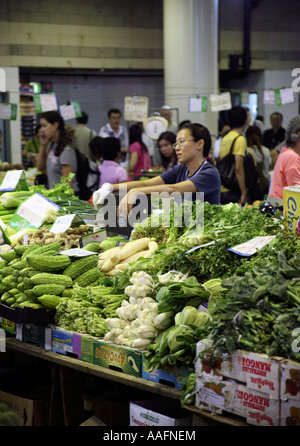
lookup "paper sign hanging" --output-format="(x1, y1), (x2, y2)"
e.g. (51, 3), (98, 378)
(240, 91), (249, 104)
(228, 236), (276, 257)
(0, 103), (17, 120)
(50, 214), (85, 234)
(0, 170), (29, 192)
(59, 101), (82, 121)
(263, 90), (276, 105)
(9, 193), (61, 231)
(188, 97), (208, 112)
(275, 88), (295, 106)
(33, 93), (58, 113)
(124, 96), (149, 122)
(209, 92), (232, 112)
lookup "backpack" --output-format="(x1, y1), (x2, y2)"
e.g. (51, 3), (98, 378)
(217, 135), (258, 192)
(74, 148), (100, 200)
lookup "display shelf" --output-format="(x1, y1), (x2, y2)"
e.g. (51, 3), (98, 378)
(5, 338), (249, 426)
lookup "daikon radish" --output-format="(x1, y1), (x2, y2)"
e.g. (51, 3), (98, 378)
(120, 240), (159, 264)
(100, 255), (121, 273)
(118, 237), (151, 261)
(98, 246), (122, 260)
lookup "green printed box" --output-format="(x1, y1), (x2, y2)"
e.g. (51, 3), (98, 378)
(93, 340), (142, 377)
(81, 335), (95, 364)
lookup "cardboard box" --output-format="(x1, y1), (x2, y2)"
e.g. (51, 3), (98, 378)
(93, 340), (142, 377)
(283, 185), (300, 237)
(130, 398), (191, 426)
(16, 323), (52, 350)
(51, 326), (81, 359)
(280, 359), (300, 402)
(142, 363), (193, 389)
(280, 400), (300, 426)
(0, 390), (47, 426)
(81, 335), (95, 364)
(195, 340), (281, 399)
(0, 316), (16, 335)
(195, 375), (280, 426)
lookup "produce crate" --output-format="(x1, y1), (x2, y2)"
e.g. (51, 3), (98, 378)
(0, 302), (55, 326)
(16, 323), (52, 350)
(0, 390), (47, 426)
(280, 400), (300, 426)
(130, 398), (191, 426)
(195, 375), (280, 426)
(141, 362), (193, 389)
(51, 326), (82, 359)
(280, 358), (300, 402)
(195, 339), (281, 399)
(93, 340), (143, 377)
(0, 316), (16, 335)
(80, 334), (95, 364)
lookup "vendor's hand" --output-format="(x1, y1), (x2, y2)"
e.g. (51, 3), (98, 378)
(39, 133), (49, 147)
(93, 183), (114, 210)
(239, 191), (247, 207)
(118, 189), (139, 219)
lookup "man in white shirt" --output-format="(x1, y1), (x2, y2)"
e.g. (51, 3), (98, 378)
(74, 111), (97, 158)
(160, 105), (178, 134)
(98, 108), (129, 151)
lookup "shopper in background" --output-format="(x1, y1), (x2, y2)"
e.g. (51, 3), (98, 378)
(245, 125), (271, 197)
(160, 105), (178, 134)
(22, 124), (43, 168)
(97, 137), (129, 188)
(219, 106), (248, 206)
(157, 131), (177, 171)
(93, 123), (221, 216)
(263, 111), (286, 150)
(0, 129), (23, 172)
(269, 115), (300, 200)
(89, 136), (103, 165)
(37, 111), (79, 192)
(98, 108), (128, 160)
(213, 122), (230, 162)
(74, 111), (97, 158)
(129, 123), (151, 180)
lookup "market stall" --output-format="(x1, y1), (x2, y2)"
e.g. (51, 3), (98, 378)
(0, 171), (299, 427)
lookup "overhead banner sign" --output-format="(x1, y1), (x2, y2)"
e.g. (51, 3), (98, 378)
(209, 92), (232, 112)
(124, 96), (149, 122)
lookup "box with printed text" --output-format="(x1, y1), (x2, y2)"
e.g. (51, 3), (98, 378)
(51, 326), (81, 359)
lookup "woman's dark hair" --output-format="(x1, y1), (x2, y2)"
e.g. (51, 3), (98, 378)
(99, 137), (121, 161)
(129, 123), (148, 153)
(181, 123), (212, 158)
(89, 136), (103, 161)
(40, 110), (74, 156)
(246, 125), (265, 161)
(157, 131), (177, 169)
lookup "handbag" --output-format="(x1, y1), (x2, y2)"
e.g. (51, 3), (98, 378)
(217, 136), (241, 190)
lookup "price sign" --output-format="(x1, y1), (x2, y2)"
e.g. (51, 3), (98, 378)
(124, 96), (149, 122)
(59, 101), (82, 121)
(50, 214), (84, 234)
(60, 248), (98, 257)
(228, 236), (276, 257)
(0, 170), (28, 192)
(209, 92), (232, 112)
(188, 97), (208, 112)
(33, 93), (58, 113)
(0, 103), (17, 120)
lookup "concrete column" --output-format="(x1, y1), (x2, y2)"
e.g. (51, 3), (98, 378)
(163, 0), (219, 137)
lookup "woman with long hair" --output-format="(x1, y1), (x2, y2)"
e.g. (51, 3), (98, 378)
(129, 123), (151, 180)
(37, 111), (79, 192)
(93, 122), (221, 216)
(157, 131), (177, 171)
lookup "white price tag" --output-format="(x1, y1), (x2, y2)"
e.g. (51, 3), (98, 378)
(228, 236), (276, 257)
(60, 248), (97, 257)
